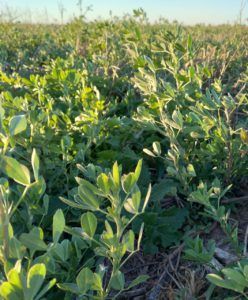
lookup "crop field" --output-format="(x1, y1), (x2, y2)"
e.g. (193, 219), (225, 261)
(0, 12), (248, 299)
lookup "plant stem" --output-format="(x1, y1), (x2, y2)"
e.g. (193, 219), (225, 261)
(0, 192), (9, 260)
(10, 186), (29, 219)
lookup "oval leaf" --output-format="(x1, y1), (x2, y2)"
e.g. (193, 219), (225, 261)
(0, 156), (30, 186)
(31, 149), (40, 181)
(27, 264), (46, 299)
(53, 209), (65, 243)
(110, 271), (125, 291)
(76, 268), (94, 293)
(9, 115), (27, 136)
(81, 212), (97, 238)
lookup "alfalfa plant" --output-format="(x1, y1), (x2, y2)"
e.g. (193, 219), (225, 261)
(0, 150), (57, 300)
(59, 160), (151, 298)
(188, 180), (239, 253)
(0, 261), (56, 300)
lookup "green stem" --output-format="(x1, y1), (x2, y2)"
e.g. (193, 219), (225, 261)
(120, 249), (139, 269)
(64, 226), (105, 248)
(0, 192), (9, 260)
(10, 186), (29, 219)
(105, 266), (117, 295)
(122, 214), (139, 234)
(242, 292), (248, 300)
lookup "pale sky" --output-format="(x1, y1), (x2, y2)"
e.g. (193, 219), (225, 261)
(1, 0), (248, 24)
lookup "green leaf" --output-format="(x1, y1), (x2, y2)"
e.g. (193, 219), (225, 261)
(128, 275), (149, 289)
(9, 115), (27, 136)
(124, 199), (136, 214)
(76, 178), (100, 195)
(207, 274), (244, 293)
(92, 273), (103, 292)
(31, 149), (40, 181)
(172, 110), (183, 129)
(78, 183), (100, 210)
(0, 103), (5, 121)
(51, 243), (65, 261)
(121, 173), (136, 194)
(187, 34), (192, 50)
(143, 148), (156, 157)
(20, 227), (47, 252)
(161, 115), (181, 130)
(175, 42), (186, 53)
(240, 128), (248, 144)
(203, 67), (211, 77)
(53, 209), (65, 243)
(124, 186), (141, 214)
(137, 223), (144, 249)
(110, 271), (125, 291)
(122, 230), (135, 252)
(57, 283), (79, 294)
(97, 173), (110, 194)
(76, 268), (94, 293)
(102, 221), (115, 245)
(187, 164), (196, 177)
(81, 212), (97, 238)
(35, 278), (56, 300)
(112, 161), (120, 188)
(132, 187), (141, 211)
(244, 265), (248, 279)
(9, 237), (26, 260)
(0, 156), (30, 186)
(27, 264), (46, 300)
(0, 282), (21, 300)
(6, 269), (22, 290)
(134, 159), (143, 181)
(222, 269), (247, 286)
(60, 197), (86, 210)
(152, 142), (161, 156)
(150, 179), (177, 203)
(142, 184), (151, 212)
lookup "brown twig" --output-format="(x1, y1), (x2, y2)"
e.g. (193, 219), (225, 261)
(147, 244), (184, 300)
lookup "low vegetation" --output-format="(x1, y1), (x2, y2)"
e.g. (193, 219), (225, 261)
(0, 11), (248, 299)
